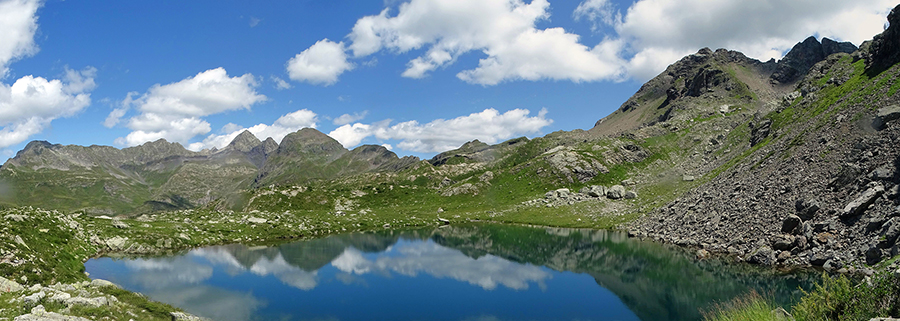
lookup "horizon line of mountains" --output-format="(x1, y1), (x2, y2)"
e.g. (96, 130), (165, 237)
(0, 32), (870, 215)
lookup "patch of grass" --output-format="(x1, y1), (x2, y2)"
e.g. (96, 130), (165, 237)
(702, 291), (781, 321)
(792, 272), (900, 321)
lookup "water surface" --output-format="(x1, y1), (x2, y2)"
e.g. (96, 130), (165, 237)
(85, 224), (816, 321)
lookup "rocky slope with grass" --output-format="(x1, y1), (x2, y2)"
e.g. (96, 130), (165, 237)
(628, 8), (900, 271)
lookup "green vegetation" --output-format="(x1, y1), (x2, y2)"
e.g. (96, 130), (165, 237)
(707, 272), (900, 321)
(792, 272), (900, 321)
(702, 291), (781, 321)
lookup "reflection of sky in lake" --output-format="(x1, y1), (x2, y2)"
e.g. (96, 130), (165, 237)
(86, 238), (640, 321)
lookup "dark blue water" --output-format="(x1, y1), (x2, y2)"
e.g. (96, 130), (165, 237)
(84, 225), (816, 321)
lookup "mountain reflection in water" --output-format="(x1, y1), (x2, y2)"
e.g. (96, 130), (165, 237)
(85, 224), (817, 321)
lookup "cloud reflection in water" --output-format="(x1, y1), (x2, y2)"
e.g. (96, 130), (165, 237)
(331, 241), (550, 290)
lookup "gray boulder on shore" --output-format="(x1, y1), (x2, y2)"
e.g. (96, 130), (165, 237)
(607, 185), (626, 199)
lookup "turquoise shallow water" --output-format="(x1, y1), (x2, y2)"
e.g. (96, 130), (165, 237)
(84, 224), (817, 321)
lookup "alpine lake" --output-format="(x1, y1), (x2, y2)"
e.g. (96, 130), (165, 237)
(84, 224), (818, 321)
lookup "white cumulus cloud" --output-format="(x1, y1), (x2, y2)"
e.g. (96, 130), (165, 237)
(327, 108), (551, 152)
(0, 0), (40, 77)
(591, 0), (896, 81)
(0, 67), (96, 148)
(328, 123), (372, 148)
(286, 39), (354, 86)
(291, 0), (896, 86)
(0, 1), (98, 150)
(344, 0), (625, 85)
(111, 67), (267, 148)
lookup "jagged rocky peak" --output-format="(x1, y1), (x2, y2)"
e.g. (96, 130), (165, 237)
(770, 36), (858, 84)
(260, 137), (278, 154)
(867, 3), (900, 72)
(227, 130), (261, 153)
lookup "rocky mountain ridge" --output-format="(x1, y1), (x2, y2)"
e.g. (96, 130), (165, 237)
(0, 128), (417, 214)
(627, 6), (900, 269)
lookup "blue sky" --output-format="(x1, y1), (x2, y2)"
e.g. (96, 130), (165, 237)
(0, 0), (893, 160)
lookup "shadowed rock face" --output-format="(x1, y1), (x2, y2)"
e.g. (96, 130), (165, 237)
(868, 4), (900, 72)
(770, 36), (858, 85)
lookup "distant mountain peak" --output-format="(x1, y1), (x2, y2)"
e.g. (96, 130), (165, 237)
(228, 130), (261, 153)
(770, 36), (857, 85)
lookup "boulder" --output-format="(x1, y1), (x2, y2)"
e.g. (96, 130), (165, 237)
(781, 215), (802, 234)
(247, 217), (268, 224)
(794, 198), (820, 221)
(105, 236), (128, 251)
(65, 296), (109, 308)
(23, 291), (45, 308)
(48, 292), (71, 304)
(581, 185), (607, 198)
(748, 246), (776, 265)
(624, 191), (638, 199)
(14, 305), (91, 321)
(870, 165), (895, 180)
(0, 276), (24, 292)
(809, 253), (831, 266)
(773, 236), (795, 251)
(873, 105), (900, 129)
(823, 259), (843, 271)
(682, 175), (695, 182)
(841, 183), (885, 218)
(479, 171), (494, 183)
(881, 219), (900, 248)
(90, 279), (119, 288)
(778, 251), (792, 261)
(112, 219), (129, 229)
(866, 246), (884, 265)
(607, 185), (626, 199)
(750, 119), (772, 146)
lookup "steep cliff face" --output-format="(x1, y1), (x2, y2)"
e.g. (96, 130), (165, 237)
(868, 4), (900, 72)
